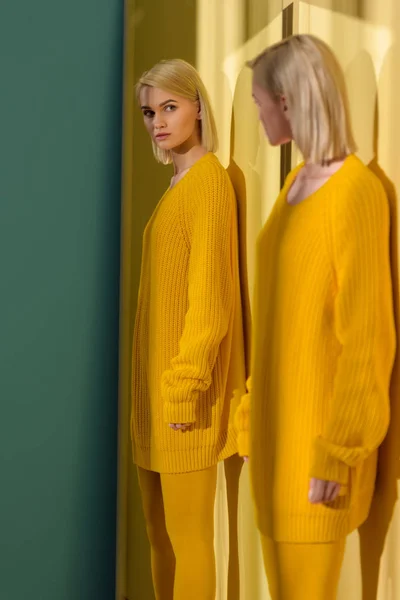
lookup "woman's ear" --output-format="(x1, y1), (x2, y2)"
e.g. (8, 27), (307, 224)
(197, 100), (202, 120)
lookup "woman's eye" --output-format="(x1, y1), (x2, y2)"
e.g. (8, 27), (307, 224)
(164, 104), (177, 112)
(143, 110), (154, 118)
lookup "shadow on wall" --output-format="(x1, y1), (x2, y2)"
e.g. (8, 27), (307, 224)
(227, 64), (259, 376)
(227, 62), (272, 600)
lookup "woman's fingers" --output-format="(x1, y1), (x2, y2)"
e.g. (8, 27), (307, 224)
(309, 478), (341, 504)
(325, 480), (337, 502)
(327, 482), (341, 502)
(309, 477), (325, 503)
(168, 423), (191, 431)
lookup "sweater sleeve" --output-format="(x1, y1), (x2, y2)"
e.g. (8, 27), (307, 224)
(234, 377), (251, 457)
(161, 171), (234, 424)
(310, 179), (396, 485)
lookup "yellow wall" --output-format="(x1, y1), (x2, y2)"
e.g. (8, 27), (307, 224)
(117, 1), (400, 598)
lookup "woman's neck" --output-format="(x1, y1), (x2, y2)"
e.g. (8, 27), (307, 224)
(172, 144), (208, 175)
(302, 156), (348, 180)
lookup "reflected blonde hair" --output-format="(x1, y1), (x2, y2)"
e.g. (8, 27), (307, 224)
(248, 34), (357, 163)
(136, 59), (218, 165)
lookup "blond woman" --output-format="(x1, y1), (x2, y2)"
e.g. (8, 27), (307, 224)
(235, 35), (396, 599)
(131, 59), (246, 600)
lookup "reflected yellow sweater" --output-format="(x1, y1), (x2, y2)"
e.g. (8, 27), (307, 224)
(131, 153), (246, 474)
(236, 155), (396, 542)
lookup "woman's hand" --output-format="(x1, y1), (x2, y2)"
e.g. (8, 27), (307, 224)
(169, 423), (191, 431)
(309, 477), (340, 504)
(243, 456), (249, 463)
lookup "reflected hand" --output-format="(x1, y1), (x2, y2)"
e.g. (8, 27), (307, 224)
(169, 423), (191, 431)
(309, 477), (340, 504)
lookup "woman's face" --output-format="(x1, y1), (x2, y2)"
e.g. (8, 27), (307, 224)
(140, 86), (201, 153)
(252, 81), (292, 146)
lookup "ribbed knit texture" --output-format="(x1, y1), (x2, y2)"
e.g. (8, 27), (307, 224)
(131, 153), (246, 474)
(236, 154), (396, 542)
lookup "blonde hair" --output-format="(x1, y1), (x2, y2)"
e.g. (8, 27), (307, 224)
(136, 59), (218, 165)
(248, 34), (357, 163)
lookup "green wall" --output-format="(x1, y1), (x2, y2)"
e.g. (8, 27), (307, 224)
(0, 1), (123, 599)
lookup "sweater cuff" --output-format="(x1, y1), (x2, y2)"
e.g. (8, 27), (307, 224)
(163, 395), (198, 424)
(310, 437), (350, 485)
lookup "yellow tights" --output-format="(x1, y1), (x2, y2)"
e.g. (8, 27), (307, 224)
(137, 455), (242, 600)
(261, 535), (346, 600)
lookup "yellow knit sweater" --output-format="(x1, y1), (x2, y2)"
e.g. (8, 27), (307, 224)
(131, 152), (246, 474)
(236, 155), (396, 542)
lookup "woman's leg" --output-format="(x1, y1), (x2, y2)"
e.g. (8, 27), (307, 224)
(137, 467), (176, 600)
(261, 535), (346, 600)
(161, 466), (218, 600)
(224, 454), (243, 600)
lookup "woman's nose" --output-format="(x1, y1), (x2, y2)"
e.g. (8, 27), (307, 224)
(153, 112), (166, 129)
